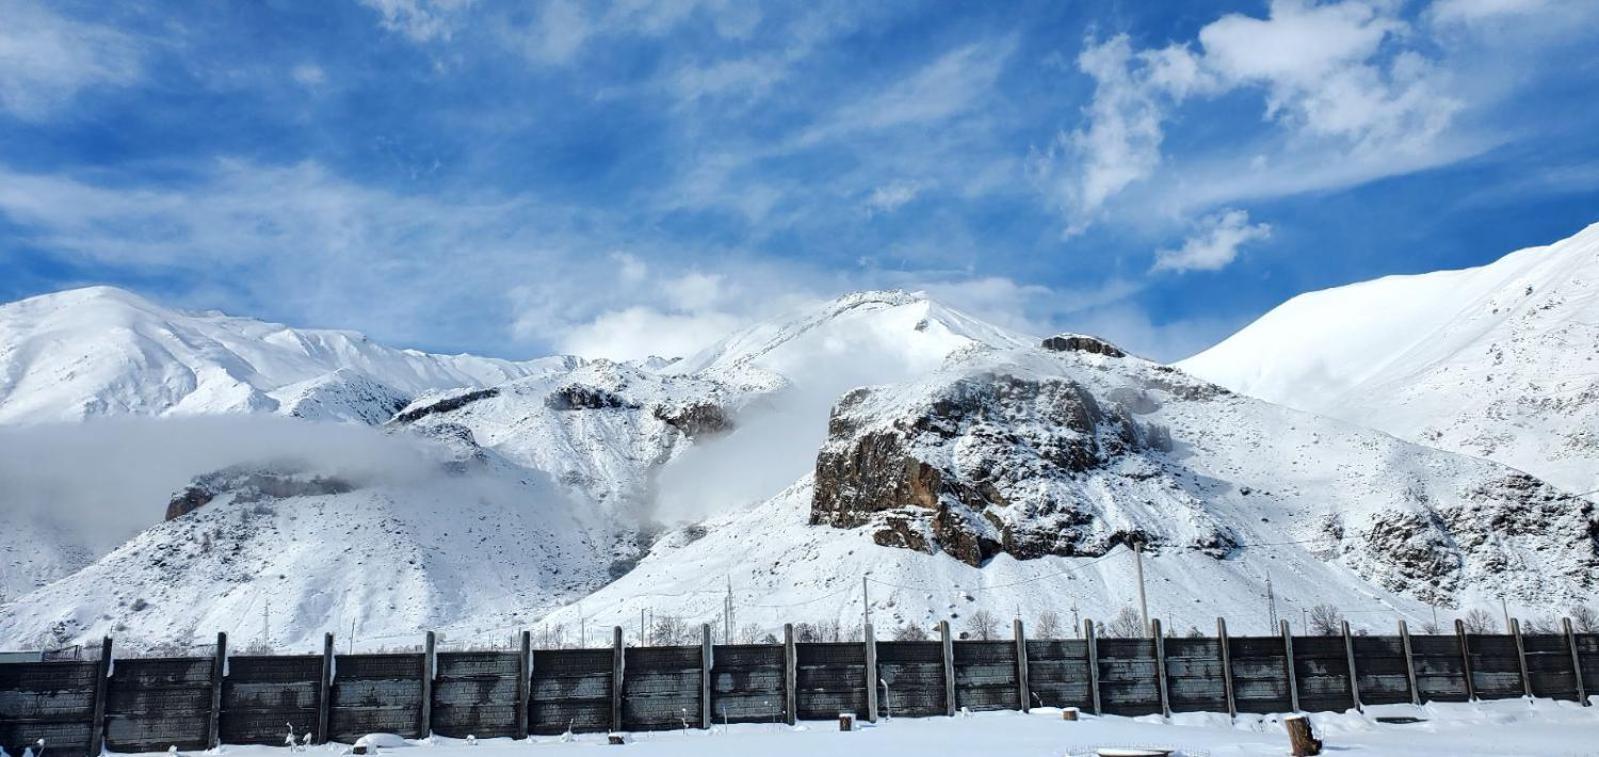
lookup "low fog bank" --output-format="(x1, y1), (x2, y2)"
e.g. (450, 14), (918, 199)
(651, 330), (951, 524)
(0, 416), (443, 555)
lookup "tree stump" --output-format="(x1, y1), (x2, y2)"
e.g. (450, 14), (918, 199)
(1062, 707), (1079, 721)
(839, 712), (856, 731)
(606, 733), (627, 745)
(1285, 714), (1322, 756)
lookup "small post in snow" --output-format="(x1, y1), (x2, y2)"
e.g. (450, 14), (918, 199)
(517, 630), (532, 738)
(1399, 620), (1420, 706)
(863, 622), (878, 723)
(1281, 620), (1299, 712)
(88, 636), (113, 757)
(1565, 617), (1588, 705)
(1151, 618), (1170, 717)
(1512, 618), (1532, 699)
(1218, 617), (1236, 720)
(611, 627), (625, 733)
(421, 631), (435, 737)
(1341, 621), (1361, 712)
(1456, 619), (1477, 702)
(700, 624), (713, 729)
(939, 620), (956, 717)
(317, 633), (334, 744)
(783, 623), (797, 725)
(1084, 618), (1101, 716)
(1013, 618), (1030, 712)
(208, 631), (227, 749)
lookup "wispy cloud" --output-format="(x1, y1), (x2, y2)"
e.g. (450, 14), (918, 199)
(1152, 209), (1272, 273)
(0, 0), (142, 120)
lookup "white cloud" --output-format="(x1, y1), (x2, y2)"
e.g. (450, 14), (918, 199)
(556, 306), (743, 362)
(518, 0), (591, 65)
(0, 0), (141, 120)
(291, 63), (327, 88)
(1152, 209), (1272, 273)
(356, 0), (476, 43)
(1428, 0), (1550, 25)
(1042, 0), (1468, 237)
(865, 181), (922, 215)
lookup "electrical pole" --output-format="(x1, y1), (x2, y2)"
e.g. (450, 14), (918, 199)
(726, 577), (735, 643)
(261, 600), (271, 650)
(640, 608), (646, 646)
(1071, 602), (1080, 639)
(1501, 597), (1511, 634)
(862, 576), (871, 632)
(1134, 543), (1150, 637)
(1265, 572), (1278, 634)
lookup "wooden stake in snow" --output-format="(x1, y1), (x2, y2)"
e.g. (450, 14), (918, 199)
(1061, 706), (1079, 721)
(1284, 713), (1322, 756)
(838, 712), (855, 731)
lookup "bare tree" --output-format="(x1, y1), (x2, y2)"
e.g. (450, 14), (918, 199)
(1461, 608), (1497, 634)
(735, 623), (764, 644)
(1105, 607), (1143, 638)
(963, 609), (1000, 640)
(1520, 616), (1553, 635)
(1308, 604), (1343, 636)
(1572, 605), (1598, 633)
(1034, 610), (1062, 639)
(894, 623), (930, 641)
(649, 615), (692, 646)
(1419, 620), (1441, 634)
(793, 622), (821, 643)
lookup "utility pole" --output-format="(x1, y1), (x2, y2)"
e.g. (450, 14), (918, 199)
(1134, 543), (1150, 637)
(640, 608), (646, 646)
(1071, 602), (1081, 639)
(261, 600), (271, 649)
(579, 602), (586, 648)
(349, 618), (355, 654)
(1265, 572), (1279, 634)
(1501, 597), (1512, 634)
(862, 576), (872, 632)
(725, 577), (735, 643)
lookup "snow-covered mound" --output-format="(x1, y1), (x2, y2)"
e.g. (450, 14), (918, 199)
(0, 286), (575, 425)
(547, 343), (1597, 637)
(1180, 222), (1599, 494)
(0, 431), (616, 652)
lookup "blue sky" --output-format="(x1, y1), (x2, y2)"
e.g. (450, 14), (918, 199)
(1, 0), (1596, 361)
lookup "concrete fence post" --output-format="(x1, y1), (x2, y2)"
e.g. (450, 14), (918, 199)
(939, 620), (955, 716)
(1013, 618), (1030, 712)
(783, 623), (797, 725)
(317, 633), (334, 744)
(517, 630), (531, 738)
(1565, 617), (1588, 706)
(701, 624), (714, 729)
(208, 631), (227, 749)
(1399, 620), (1420, 705)
(1151, 618), (1170, 717)
(88, 636), (113, 757)
(1084, 618), (1101, 716)
(863, 623), (878, 723)
(1456, 619), (1477, 701)
(1512, 618), (1532, 699)
(421, 631), (435, 737)
(1341, 621), (1361, 712)
(1281, 620), (1299, 712)
(1217, 618), (1235, 720)
(610, 627), (624, 733)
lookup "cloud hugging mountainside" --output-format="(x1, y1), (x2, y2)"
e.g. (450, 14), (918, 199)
(1, 224), (1597, 650)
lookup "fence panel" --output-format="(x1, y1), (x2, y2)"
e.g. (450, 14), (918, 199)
(328, 654), (425, 742)
(219, 655), (321, 745)
(1350, 636), (1411, 705)
(1291, 636), (1354, 712)
(1410, 635), (1470, 702)
(1465, 635), (1522, 700)
(952, 640), (1017, 712)
(528, 648), (611, 735)
(1523, 635), (1577, 701)
(432, 651), (521, 738)
(0, 660), (99, 756)
(875, 641), (944, 717)
(1229, 636), (1291, 713)
(621, 646), (701, 731)
(1025, 639), (1092, 711)
(794, 643), (866, 721)
(1163, 638), (1226, 713)
(708, 644), (785, 725)
(104, 657), (212, 752)
(1096, 639), (1159, 716)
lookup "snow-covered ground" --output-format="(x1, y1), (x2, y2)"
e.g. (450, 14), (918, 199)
(136, 700), (1599, 757)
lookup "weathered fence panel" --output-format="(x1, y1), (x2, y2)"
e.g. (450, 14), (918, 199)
(328, 654), (425, 742)
(1229, 636), (1292, 713)
(793, 643), (866, 720)
(1523, 635), (1578, 700)
(874, 641), (944, 717)
(1025, 639), (1093, 711)
(1163, 638), (1227, 713)
(620, 646), (701, 731)
(431, 651), (521, 738)
(1466, 635), (1523, 700)
(103, 657), (212, 752)
(0, 660), (99, 756)
(708, 644), (785, 724)
(951, 640), (1017, 712)
(1096, 639), (1160, 716)
(528, 648), (611, 735)
(1410, 635), (1470, 702)
(1350, 636), (1411, 705)
(219, 655), (321, 745)
(1290, 636), (1355, 712)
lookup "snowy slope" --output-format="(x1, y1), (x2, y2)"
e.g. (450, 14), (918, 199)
(543, 342), (1597, 639)
(0, 286), (576, 425)
(0, 430), (618, 652)
(1180, 222), (1599, 494)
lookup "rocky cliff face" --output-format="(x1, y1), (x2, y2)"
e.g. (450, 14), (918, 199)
(813, 367), (1178, 566)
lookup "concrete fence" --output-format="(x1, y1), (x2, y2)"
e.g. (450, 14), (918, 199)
(4, 618), (1597, 755)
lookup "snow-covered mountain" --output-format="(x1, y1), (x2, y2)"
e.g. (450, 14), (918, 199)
(1180, 222), (1599, 494)
(3, 286), (1595, 651)
(542, 336), (1597, 638)
(0, 286), (576, 425)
